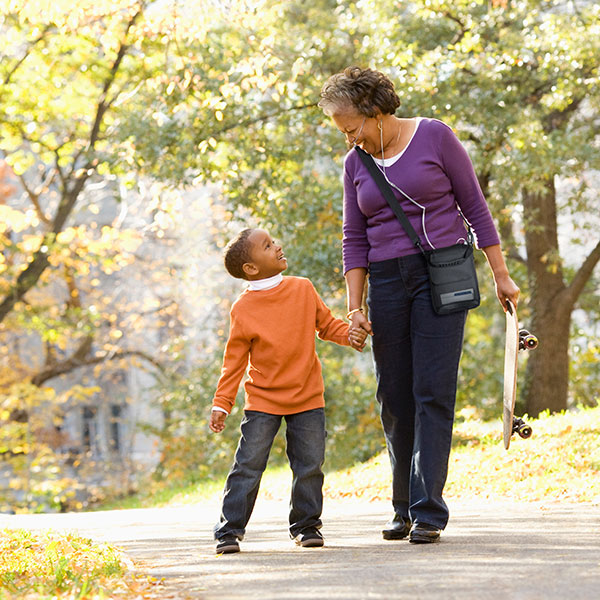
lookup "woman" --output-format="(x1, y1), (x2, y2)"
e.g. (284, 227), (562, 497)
(319, 67), (519, 544)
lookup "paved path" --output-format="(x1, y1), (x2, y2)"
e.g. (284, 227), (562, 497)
(2, 496), (599, 599)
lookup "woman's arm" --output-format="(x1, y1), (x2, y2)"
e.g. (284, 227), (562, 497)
(345, 267), (373, 334)
(481, 244), (520, 311)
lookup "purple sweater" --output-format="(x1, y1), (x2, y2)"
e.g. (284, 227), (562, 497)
(342, 118), (500, 273)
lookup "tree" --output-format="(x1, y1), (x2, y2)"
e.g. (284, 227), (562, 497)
(366, 0), (600, 415)
(0, 1), (220, 508)
(138, 0), (599, 415)
(2, 2), (598, 505)
(0, 1), (260, 390)
(0, 0), (367, 505)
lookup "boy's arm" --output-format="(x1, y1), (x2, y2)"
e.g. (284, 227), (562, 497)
(312, 284), (351, 347)
(212, 310), (251, 414)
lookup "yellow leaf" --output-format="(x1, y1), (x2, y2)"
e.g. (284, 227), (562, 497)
(56, 228), (77, 244)
(0, 205), (29, 233)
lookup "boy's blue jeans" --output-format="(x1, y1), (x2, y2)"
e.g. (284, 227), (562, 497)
(368, 253), (467, 530)
(214, 408), (325, 541)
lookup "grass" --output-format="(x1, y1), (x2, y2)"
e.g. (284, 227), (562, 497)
(104, 405), (600, 510)
(0, 529), (161, 600)
(98, 474), (227, 512)
(323, 405), (600, 504)
(447, 405), (600, 502)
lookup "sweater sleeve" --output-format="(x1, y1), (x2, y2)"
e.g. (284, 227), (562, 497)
(438, 123), (500, 249)
(311, 283), (351, 347)
(212, 306), (251, 413)
(342, 154), (370, 274)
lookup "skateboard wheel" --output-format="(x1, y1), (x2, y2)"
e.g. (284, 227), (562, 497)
(512, 417), (532, 439)
(517, 425), (532, 439)
(519, 330), (538, 351)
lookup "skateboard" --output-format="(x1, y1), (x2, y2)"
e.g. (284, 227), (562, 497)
(503, 300), (538, 449)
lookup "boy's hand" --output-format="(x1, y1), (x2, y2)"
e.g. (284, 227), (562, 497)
(349, 325), (369, 351)
(209, 409), (227, 433)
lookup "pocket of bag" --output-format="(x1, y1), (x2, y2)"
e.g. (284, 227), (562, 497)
(427, 257), (475, 285)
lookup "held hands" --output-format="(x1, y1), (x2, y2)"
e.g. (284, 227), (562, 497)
(209, 409), (227, 433)
(349, 326), (368, 351)
(348, 310), (373, 352)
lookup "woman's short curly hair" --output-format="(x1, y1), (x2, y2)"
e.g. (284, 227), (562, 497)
(318, 66), (401, 118)
(224, 228), (255, 280)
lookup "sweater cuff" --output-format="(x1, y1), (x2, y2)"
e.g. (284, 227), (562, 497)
(343, 259), (369, 276)
(212, 398), (233, 414)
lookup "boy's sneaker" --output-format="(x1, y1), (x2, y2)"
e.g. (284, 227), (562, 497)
(216, 535), (240, 554)
(295, 529), (324, 548)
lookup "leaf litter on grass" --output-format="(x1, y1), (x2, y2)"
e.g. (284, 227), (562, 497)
(0, 528), (168, 599)
(323, 406), (600, 504)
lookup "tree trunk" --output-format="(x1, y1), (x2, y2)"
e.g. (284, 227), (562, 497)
(522, 178), (569, 416)
(521, 178), (600, 415)
(522, 299), (571, 417)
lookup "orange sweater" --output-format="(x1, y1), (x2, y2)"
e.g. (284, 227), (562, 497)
(212, 276), (350, 415)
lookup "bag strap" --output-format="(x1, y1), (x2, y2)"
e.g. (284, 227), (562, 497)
(355, 146), (425, 254)
(355, 146), (475, 251)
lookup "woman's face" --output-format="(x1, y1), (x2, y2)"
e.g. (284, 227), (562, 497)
(331, 109), (381, 154)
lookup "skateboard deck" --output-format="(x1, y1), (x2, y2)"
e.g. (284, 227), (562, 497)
(503, 300), (536, 449)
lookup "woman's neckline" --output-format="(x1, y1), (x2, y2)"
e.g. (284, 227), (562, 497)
(373, 117), (422, 167)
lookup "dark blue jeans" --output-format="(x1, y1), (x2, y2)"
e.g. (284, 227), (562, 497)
(368, 253), (466, 530)
(214, 408), (326, 541)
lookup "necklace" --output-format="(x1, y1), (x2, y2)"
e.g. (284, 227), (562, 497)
(378, 119), (402, 159)
(378, 119), (403, 160)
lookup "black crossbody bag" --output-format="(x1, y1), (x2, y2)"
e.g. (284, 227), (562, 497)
(356, 146), (480, 315)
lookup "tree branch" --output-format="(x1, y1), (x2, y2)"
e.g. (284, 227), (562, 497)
(443, 10), (468, 45)
(506, 249), (527, 265)
(0, 244), (52, 322)
(86, 10), (142, 155)
(31, 348), (165, 387)
(16, 170), (53, 226)
(2, 24), (53, 86)
(562, 238), (600, 309)
(542, 96), (584, 133)
(198, 102), (319, 142)
(0, 12), (142, 324)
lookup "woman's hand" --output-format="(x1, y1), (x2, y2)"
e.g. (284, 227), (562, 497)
(350, 310), (373, 336)
(495, 273), (520, 312)
(348, 311), (373, 351)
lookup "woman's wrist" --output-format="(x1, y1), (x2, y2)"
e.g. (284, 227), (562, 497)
(346, 307), (364, 320)
(493, 269), (511, 283)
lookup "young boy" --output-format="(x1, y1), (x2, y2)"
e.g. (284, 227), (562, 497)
(210, 228), (367, 554)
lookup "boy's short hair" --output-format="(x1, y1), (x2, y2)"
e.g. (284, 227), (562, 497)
(224, 229), (255, 280)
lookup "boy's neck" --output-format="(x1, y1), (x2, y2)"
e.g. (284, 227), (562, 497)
(247, 272), (284, 291)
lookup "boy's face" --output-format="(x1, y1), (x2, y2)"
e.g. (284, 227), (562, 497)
(244, 229), (287, 280)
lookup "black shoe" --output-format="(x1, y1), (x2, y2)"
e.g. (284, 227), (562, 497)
(382, 514), (411, 540)
(294, 529), (324, 548)
(216, 535), (240, 554)
(409, 523), (441, 544)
